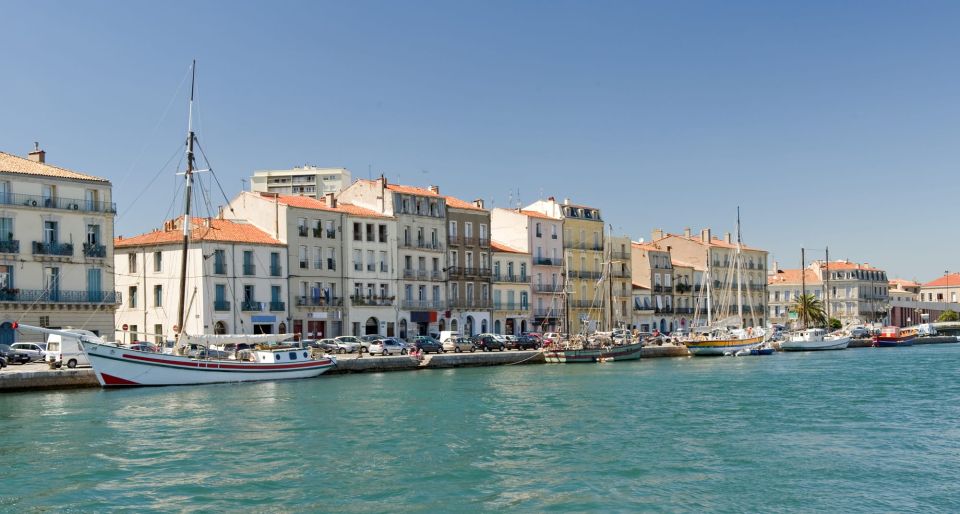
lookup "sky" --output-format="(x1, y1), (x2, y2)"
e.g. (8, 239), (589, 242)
(2, 0), (959, 281)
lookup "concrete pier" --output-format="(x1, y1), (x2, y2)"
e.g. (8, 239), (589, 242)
(0, 363), (98, 391)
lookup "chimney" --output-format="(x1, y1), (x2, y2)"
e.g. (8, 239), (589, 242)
(701, 228), (711, 243)
(325, 192), (337, 208)
(473, 199), (484, 209)
(28, 142), (45, 163)
(563, 198), (570, 205)
(429, 185), (439, 195)
(724, 232), (731, 244)
(547, 196), (555, 202)
(652, 228), (664, 241)
(683, 227), (691, 239)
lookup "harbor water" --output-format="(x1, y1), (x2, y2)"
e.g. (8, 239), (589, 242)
(2, 345), (959, 512)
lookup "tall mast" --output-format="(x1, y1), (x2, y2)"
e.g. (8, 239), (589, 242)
(175, 60), (197, 340)
(564, 249), (570, 340)
(801, 247), (806, 329)
(706, 259), (712, 326)
(607, 224), (613, 330)
(824, 246), (831, 322)
(735, 207), (743, 325)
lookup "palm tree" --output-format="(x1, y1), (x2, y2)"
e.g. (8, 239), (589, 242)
(792, 294), (827, 328)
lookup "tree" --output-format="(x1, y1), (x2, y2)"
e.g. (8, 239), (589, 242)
(937, 310), (959, 322)
(792, 294), (827, 328)
(829, 317), (842, 331)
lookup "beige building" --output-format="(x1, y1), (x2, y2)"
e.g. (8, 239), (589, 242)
(490, 241), (531, 335)
(815, 260), (888, 323)
(250, 165), (351, 197)
(650, 228), (768, 328)
(631, 284), (655, 332)
(920, 273), (960, 304)
(444, 193), (492, 336)
(672, 260), (696, 330)
(0, 148), (118, 343)
(606, 235), (633, 330)
(631, 241), (676, 333)
(767, 268), (823, 327)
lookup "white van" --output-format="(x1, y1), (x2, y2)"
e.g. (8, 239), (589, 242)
(438, 331), (461, 344)
(45, 329), (103, 368)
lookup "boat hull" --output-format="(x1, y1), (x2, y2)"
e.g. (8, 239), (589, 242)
(543, 342), (643, 363)
(83, 342), (336, 387)
(873, 337), (916, 348)
(780, 336), (850, 351)
(684, 335), (765, 356)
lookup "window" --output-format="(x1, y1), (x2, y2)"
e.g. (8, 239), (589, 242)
(353, 222), (362, 241)
(480, 224), (488, 242)
(379, 251), (388, 272)
(299, 246), (308, 269)
(43, 220), (58, 244)
(520, 263), (527, 280)
(366, 223), (374, 242)
(378, 224), (387, 243)
(129, 286), (137, 308)
(213, 249), (226, 274)
(42, 184), (56, 206)
(314, 247), (322, 269)
(154, 324), (163, 345)
(153, 285), (162, 307)
(271, 285), (282, 303)
(465, 222), (473, 238)
(85, 224), (100, 246)
(535, 222), (542, 237)
(153, 251), (162, 272)
(215, 284), (226, 303)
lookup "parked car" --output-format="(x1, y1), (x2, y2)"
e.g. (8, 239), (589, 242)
(306, 339), (339, 352)
(0, 344), (31, 365)
(474, 335), (506, 352)
(850, 327), (870, 338)
(45, 330), (97, 368)
(10, 342), (47, 361)
(358, 335), (381, 353)
(442, 336), (475, 353)
(542, 332), (561, 347)
(413, 336), (444, 354)
(334, 336), (362, 354)
(369, 338), (408, 356)
(506, 335), (540, 350)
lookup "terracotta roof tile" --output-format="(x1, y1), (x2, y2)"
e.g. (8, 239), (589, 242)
(519, 209), (556, 220)
(490, 240), (528, 254)
(263, 193), (391, 218)
(654, 233), (763, 252)
(444, 195), (486, 211)
(632, 241), (664, 252)
(922, 273), (960, 288)
(819, 260), (880, 271)
(767, 269), (822, 286)
(116, 217), (282, 248)
(889, 278), (920, 287)
(0, 151), (109, 183)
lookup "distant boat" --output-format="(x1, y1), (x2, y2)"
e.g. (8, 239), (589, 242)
(780, 328), (850, 352)
(873, 327), (918, 348)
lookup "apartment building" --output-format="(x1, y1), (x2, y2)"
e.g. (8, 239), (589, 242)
(671, 260), (696, 331)
(606, 235), (633, 331)
(0, 148), (118, 343)
(490, 241), (531, 335)
(491, 208), (565, 334)
(444, 193), (492, 336)
(766, 268), (823, 327)
(815, 260), (889, 323)
(631, 284), (655, 332)
(114, 217), (287, 342)
(919, 273), (960, 304)
(250, 165), (351, 197)
(631, 241), (676, 333)
(338, 177), (446, 339)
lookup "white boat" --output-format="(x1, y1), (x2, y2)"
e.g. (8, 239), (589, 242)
(779, 328), (850, 351)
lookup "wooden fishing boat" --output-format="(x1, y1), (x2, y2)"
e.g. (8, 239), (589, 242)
(873, 326), (917, 347)
(542, 341), (643, 363)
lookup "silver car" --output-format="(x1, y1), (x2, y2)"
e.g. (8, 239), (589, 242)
(369, 338), (408, 356)
(10, 342), (46, 361)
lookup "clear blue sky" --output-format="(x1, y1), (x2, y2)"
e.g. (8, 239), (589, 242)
(2, 1), (959, 281)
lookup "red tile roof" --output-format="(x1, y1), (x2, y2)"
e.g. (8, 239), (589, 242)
(265, 193), (390, 218)
(768, 269), (821, 286)
(889, 278), (920, 288)
(818, 260), (880, 271)
(654, 233), (763, 252)
(0, 151), (110, 183)
(632, 241), (665, 252)
(444, 195), (486, 211)
(519, 209), (556, 220)
(490, 240), (527, 254)
(922, 273), (960, 288)
(116, 217), (282, 248)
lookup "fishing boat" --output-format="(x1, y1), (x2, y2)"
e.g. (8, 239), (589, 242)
(873, 326), (918, 347)
(542, 341), (643, 363)
(40, 62), (336, 387)
(780, 328), (850, 351)
(681, 210), (766, 356)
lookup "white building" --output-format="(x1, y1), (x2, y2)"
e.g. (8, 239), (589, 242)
(250, 166), (351, 197)
(114, 216), (287, 343)
(490, 240), (531, 335)
(0, 147), (118, 343)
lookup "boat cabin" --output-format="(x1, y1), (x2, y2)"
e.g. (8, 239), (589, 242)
(256, 348), (312, 363)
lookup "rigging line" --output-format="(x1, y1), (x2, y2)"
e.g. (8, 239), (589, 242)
(194, 138), (236, 215)
(118, 142), (186, 219)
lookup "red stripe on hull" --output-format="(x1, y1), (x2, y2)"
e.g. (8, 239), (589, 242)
(100, 373), (141, 386)
(121, 353), (333, 371)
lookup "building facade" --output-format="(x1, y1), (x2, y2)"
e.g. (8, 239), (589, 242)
(338, 177), (447, 339)
(767, 268), (823, 327)
(606, 235), (633, 330)
(250, 165), (351, 198)
(490, 208), (565, 334)
(815, 260), (889, 324)
(631, 241), (675, 333)
(490, 241), (531, 335)
(631, 284), (655, 332)
(114, 217), (287, 343)
(0, 148), (118, 343)
(919, 273), (960, 304)
(444, 193), (492, 336)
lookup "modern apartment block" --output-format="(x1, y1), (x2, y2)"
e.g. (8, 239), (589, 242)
(491, 207), (565, 334)
(443, 193), (492, 336)
(338, 177), (447, 339)
(490, 241), (531, 335)
(524, 197), (605, 335)
(114, 216), (287, 343)
(250, 165), (351, 198)
(0, 148), (118, 343)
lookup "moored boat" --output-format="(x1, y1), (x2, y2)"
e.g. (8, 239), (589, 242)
(873, 326), (918, 347)
(780, 328), (850, 351)
(542, 341), (643, 363)
(684, 332), (764, 356)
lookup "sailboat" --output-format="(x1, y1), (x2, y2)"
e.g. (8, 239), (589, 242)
(543, 227), (643, 363)
(779, 248), (849, 352)
(682, 211), (766, 356)
(46, 62), (335, 386)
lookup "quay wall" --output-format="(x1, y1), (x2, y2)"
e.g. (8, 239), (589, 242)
(0, 368), (98, 391)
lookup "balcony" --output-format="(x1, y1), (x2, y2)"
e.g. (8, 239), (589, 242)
(575, 271), (603, 280)
(269, 301), (286, 311)
(0, 288), (120, 304)
(611, 251), (631, 260)
(213, 300), (231, 312)
(478, 267), (492, 277)
(569, 300), (596, 308)
(400, 240), (444, 252)
(675, 307), (694, 314)
(32, 241), (73, 256)
(270, 265), (283, 277)
(493, 274), (527, 283)
(312, 227), (322, 237)
(0, 192), (117, 214)
(214, 262), (227, 275)
(493, 301), (527, 311)
(326, 229), (336, 238)
(448, 298), (492, 309)
(534, 257), (562, 267)
(241, 300), (263, 311)
(296, 296), (343, 308)
(243, 264), (256, 275)
(534, 308), (561, 318)
(654, 307), (674, 314)
(350, 295), (395, 307)
(610, 269), (631, 278)
(82, 242), (106, 258)
(430, 271), (445, 281)
(534, 284), (564, 293)
(401, 299), (445, 310)
(634, 304), (654, 312)
(0, 239), (18, 254)
(448, 234), (461, 245)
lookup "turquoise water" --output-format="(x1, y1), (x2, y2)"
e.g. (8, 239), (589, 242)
(2, 345), (960, 512)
